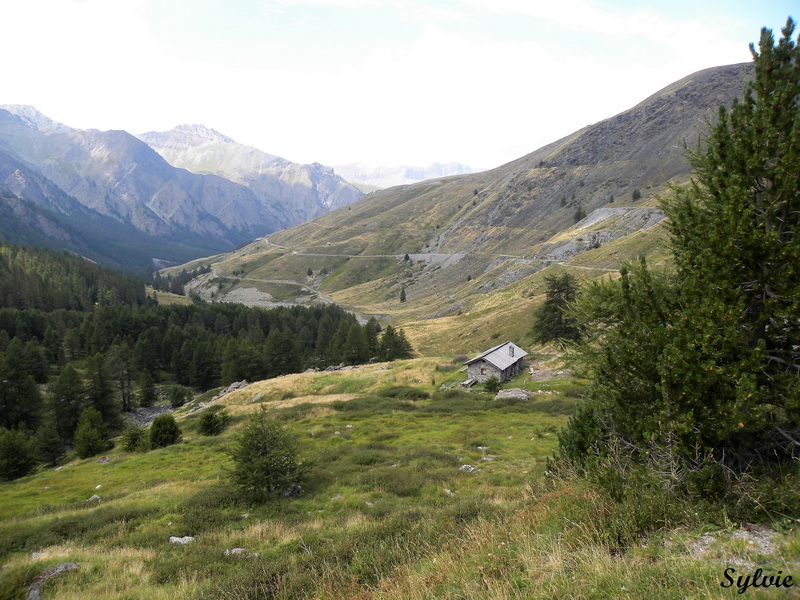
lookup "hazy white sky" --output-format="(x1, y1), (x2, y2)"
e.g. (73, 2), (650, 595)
(2, 0), (795, 169)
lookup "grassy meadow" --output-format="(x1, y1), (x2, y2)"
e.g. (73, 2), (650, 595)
(2, 359), (797, 599)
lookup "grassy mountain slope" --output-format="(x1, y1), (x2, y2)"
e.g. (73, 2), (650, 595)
(2, 362), (795, 599)
(170, 64), (750, 352)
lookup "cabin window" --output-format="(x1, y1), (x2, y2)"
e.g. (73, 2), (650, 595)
(480, 367), (487, 376)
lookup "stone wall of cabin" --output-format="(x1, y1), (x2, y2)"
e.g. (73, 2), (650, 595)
(467, 361), (502, 383)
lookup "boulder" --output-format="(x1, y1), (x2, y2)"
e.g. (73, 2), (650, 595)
(494, 388), (534, 401)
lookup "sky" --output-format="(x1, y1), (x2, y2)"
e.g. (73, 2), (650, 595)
(1, 0), (796, 170)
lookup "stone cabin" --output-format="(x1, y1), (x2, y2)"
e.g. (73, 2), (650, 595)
(463, 341), (528, 385)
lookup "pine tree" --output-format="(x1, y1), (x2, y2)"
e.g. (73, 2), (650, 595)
(74, 407), (109, 459)
(137, 371), (157, 408)
(378, 325), (414, 360)
(49, 364), (85, 441)
(220, 339), (240, 385)
(561, 19), (800, 470)
(326, 320), (350, 365)
(532, 272), (581, 345)
(264, 329), (300, 377)
(0, 428), (37, 480)
(108, 343), (135, 412)
(363, 318), (380, 360)
(33, 420), (66, 466)
(0, 350), (42, 430)
(343, 322), (367, 365)
(85, 353), (117, 423)
(657, 19), (800, 456)
(228, 407), (304, 502)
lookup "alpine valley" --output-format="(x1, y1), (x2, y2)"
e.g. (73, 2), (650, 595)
(163, 63), (754, 354)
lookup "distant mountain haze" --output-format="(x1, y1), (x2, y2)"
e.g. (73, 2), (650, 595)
(137, 124), (363, 225)
(332, 162), (475, 189)
(0, 107), (363, 271)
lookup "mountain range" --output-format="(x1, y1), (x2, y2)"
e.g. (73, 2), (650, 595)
(162, 63), (753, 354)
(0, 107), (362, 271)
(137, 125), (362, 225)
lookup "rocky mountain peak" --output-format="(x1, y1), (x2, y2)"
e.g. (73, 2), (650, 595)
(0, 105), (73, 133)
(138, 124), (236, 151)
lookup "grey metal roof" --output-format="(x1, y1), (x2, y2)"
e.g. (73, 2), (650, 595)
(464, 341), (528, 371)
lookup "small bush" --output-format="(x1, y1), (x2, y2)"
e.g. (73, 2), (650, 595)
(229, 407), (305, 502)
(149, 414), (181, 449)
(120, 425), (149, 452)
(483, 376), (501, 394)
(198, 409), (229, 436)
(169, 386), (190, 408)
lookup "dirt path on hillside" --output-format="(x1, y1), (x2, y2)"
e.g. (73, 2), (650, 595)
(557, 262), (618, 272)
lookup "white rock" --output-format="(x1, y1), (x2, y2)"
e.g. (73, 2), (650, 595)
(494, 388), (534, 400)
(169, 536), (195, 545)
(87, 494), (101, 502)
(459, 465), (475, 473)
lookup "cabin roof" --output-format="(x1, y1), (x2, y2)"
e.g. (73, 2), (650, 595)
(464, 341), (528, 371)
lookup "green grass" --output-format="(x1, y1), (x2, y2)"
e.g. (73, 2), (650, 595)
(1, 361), (797, 599)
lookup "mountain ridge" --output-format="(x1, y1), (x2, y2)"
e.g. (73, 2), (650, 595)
(0, 108), (363, 270)
(166, 63), (753, 352)
(137, 125), (363, 225)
